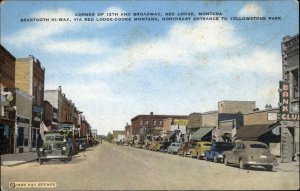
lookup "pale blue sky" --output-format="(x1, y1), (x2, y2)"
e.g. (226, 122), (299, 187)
(1, 0), (299, 135)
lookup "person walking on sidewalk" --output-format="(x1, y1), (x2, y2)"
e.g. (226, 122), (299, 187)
(37, 133), (43, 150)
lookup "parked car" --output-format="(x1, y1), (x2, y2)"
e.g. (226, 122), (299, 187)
(204, 142), (234, 162)
(178, 142), (197, 157)
(151, 141), (162, 151)
(167, 142), (182, 154)
(76, 138), (86, 151)
(159, 141), (172, 152)
(37, 133), (72, 164)
(223, 141), (277, 171)
(191, 141), (212, 159)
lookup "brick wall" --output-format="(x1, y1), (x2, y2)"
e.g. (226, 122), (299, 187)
(0, 45), (15, 88)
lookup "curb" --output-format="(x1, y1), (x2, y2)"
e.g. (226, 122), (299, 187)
(1, 158), (37, 167)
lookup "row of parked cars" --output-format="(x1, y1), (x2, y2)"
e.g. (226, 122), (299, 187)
(130, 140), (277, 171)
(37, 132), (100, 165)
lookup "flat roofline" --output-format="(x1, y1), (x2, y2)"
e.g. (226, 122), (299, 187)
(131, 114), (188, 121)
(243, 107), (280, 115)
(201, 110), (218, 115)
(218, 100), (256, 103)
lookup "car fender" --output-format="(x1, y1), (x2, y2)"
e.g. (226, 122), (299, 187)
(223, 152), (231, 163)
(204, 150), (210, 159)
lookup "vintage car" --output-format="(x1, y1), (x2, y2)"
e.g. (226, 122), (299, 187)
(178, 142), (197, 157)
(191, 141), (212, 159)
(149, 141), (161, 151)
(159, 141), (172, 152)
(204, 142), (234, 162)
(38, 133), (72, 164)
(223, 141), (277, 171)
(167, 142), (182, 154)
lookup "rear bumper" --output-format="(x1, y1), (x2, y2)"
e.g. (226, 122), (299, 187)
(245, 161), (275, 167)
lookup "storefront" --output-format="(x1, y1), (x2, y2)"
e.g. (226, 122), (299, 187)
(31, 127), (39, 151)
(0, 119), (15, 154)
(16, 117), (31, 153)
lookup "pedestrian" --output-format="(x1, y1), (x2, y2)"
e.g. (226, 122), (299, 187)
(37, 133), (43, 150)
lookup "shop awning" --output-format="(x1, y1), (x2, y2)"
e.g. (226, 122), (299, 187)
(191, 127), (214, 141)
(235, 123), (280, 141)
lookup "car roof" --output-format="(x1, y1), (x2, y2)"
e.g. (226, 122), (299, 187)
(236, 141), (268, 146)
(45, 133), (64, 137)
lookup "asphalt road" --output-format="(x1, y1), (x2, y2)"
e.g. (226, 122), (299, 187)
(1, 142), (299, 190)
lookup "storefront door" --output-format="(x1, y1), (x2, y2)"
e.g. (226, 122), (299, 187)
(281, 127), (294, 162)
(31, 128), (39, 151)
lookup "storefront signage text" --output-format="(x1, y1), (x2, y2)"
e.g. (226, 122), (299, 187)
(278, 81), (300, 121)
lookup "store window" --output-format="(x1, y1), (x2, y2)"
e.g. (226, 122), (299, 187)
(17, 127), (29, 147)
(0, 125), (10, 153)
(292, 69), (299, 99)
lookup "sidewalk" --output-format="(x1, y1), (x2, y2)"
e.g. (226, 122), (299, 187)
(1, 152), (37, 167)
(274, 161), (300, 172)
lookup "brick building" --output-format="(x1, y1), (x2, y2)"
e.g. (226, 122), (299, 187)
(43, 100), (54, 129)
(131, 112), (187, 137)
(0, 45), (16, 154)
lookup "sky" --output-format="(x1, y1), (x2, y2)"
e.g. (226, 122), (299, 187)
(0, 0), (299, 135)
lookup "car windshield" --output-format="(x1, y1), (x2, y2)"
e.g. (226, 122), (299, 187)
(250, 144), (268, 149)
(45, 136), (55, 141)
(214, 143), (234, 151)
(55, 136), (64, 141)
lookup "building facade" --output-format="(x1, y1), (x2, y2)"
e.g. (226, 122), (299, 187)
(186, 113), (202, 134)
(131, 112), (187, 137)
(44, 87), (63, 128)
(280, 34), (299, 162)
(15, 89), (34, 153)
(15, 55), (45, 151)
(218, 101), (256, 114)
(0, 45), (16, 154)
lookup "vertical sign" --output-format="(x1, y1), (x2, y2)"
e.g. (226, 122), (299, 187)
(279, 81), (290, 114)
(278, 81), (300, 121)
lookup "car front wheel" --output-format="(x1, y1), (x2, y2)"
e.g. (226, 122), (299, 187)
(224, 157), (228, 166)
(239, 159), (246, 169)
(213, 156), (218, 163)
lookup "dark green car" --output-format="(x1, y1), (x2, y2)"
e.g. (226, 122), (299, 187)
(37, 133), (72, 164)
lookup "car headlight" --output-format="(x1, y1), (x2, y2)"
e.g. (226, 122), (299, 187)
(39, 148), (43, 152)
(62, 146), (66, 151)
(218, 154), (223, 158)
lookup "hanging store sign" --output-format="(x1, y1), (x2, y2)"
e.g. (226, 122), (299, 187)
(278, 81), (300, 121)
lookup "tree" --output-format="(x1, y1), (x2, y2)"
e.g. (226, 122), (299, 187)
(106, 132), (113, 143)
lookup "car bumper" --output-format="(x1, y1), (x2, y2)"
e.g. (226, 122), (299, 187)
(39, 155), (68, 159)
(245, 161), (275, 167)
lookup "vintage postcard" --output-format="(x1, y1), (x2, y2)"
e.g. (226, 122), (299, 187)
(0, 0), (299, 190)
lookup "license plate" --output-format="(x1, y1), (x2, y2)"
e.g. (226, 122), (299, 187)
(260, 155), (267, 158)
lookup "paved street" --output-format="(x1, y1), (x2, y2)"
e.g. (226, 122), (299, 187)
(1, 142), (299, 190)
